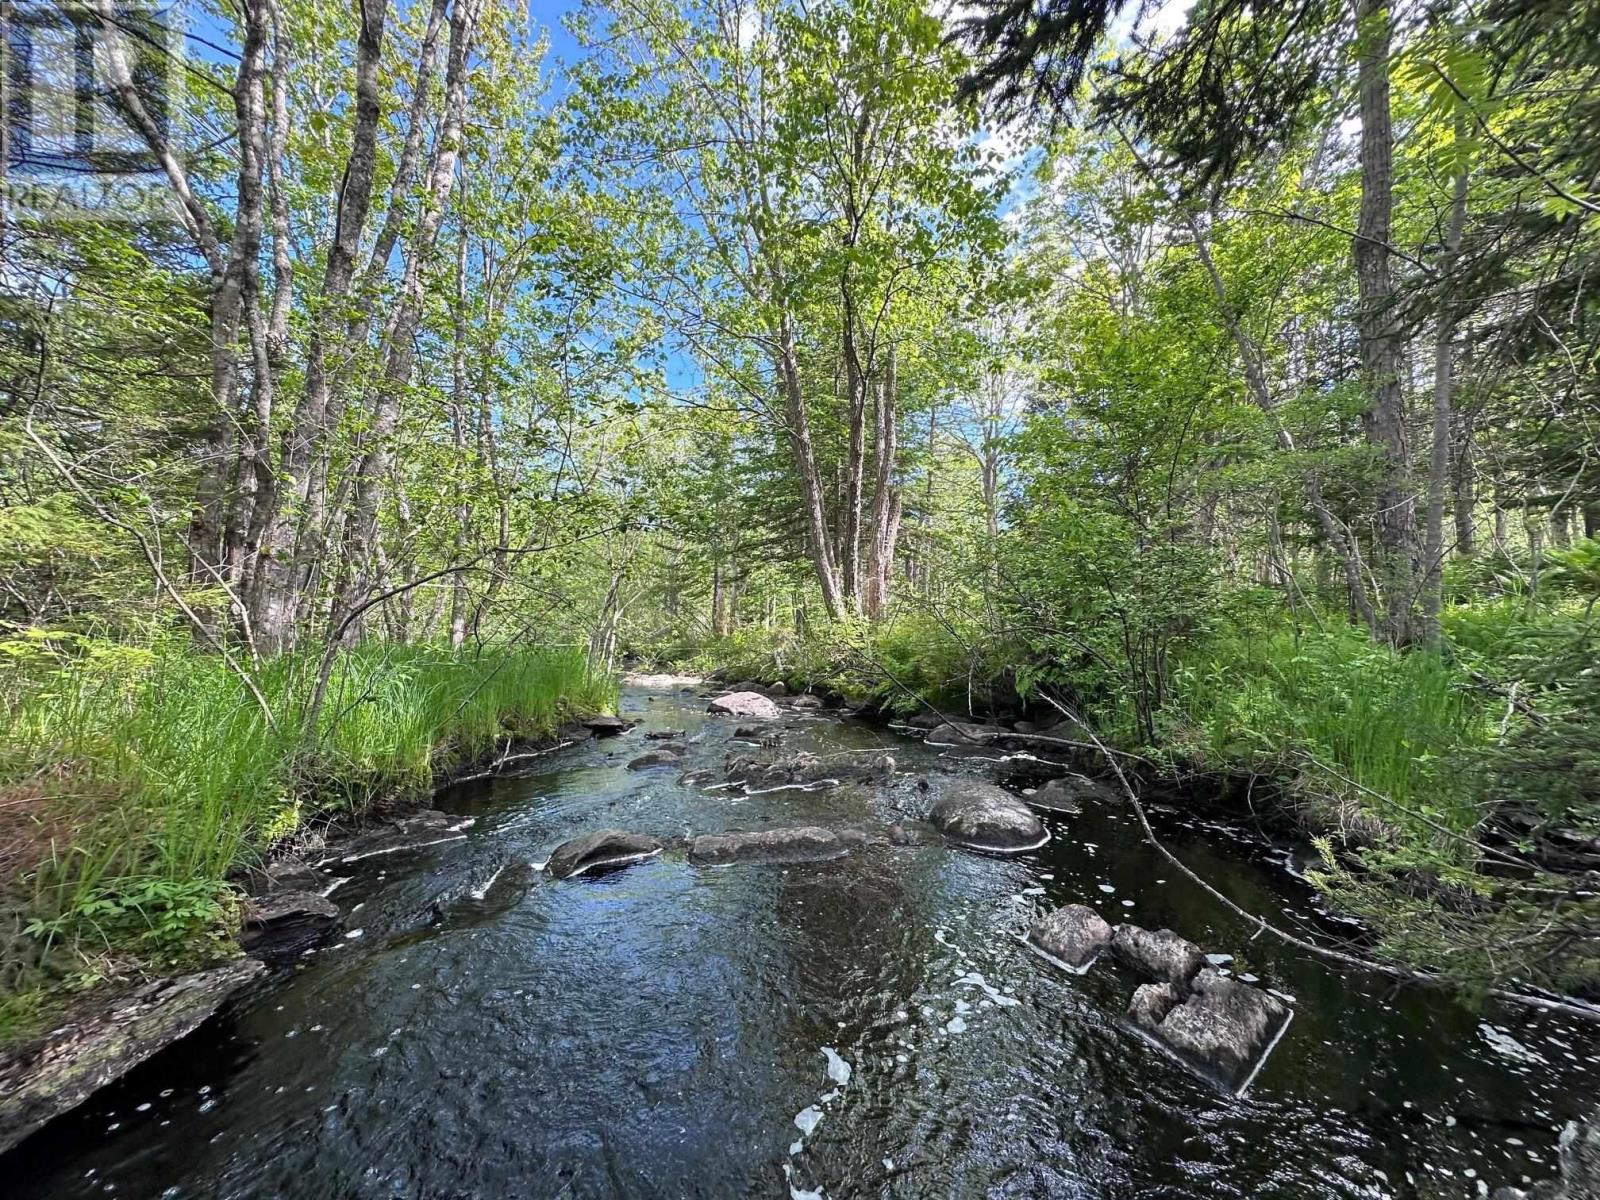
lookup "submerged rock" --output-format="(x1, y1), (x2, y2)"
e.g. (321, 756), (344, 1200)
(644, 728), (686, 740)
(1028, 904), (1113, 969)
(1111, 924), (1205, 986)
(723, 751), (894, 790)
(1561, 1111), (1600, 1197)
(314, 811), (471, 866)
(906, 711), (945, 730)
(1151, 967), (1290, 1089)
(923, 721), (1003, 748)
(0, 958), (265, 1154)
(1495, 1108), (1600, 1200)
(1027, 774), (1115, 814)
(1128, 981), (1184, 1030)
(583, 713), (630, 736)
(546, 829), (664, 879)
(239, 890), (339, 960)
(928, 780), (1047, 851)
(708, 691), (783, 720)
(466, 861), (538, 914)
(677, 767), (720, 787)
(626, 747), (686, 770)
(688, 826), (861, 866)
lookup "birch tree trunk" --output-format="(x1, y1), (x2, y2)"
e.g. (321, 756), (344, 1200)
(775, 318), (847, 620)
(250, 0), (389, 652)
(332, 0), (478, 640)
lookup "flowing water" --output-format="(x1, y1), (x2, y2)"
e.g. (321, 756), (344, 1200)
(6, 680), (1598, 1199)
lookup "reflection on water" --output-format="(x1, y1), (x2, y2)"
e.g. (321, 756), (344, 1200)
(6, 685), (1597, 1198)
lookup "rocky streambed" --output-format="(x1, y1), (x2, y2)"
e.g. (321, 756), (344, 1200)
(3, 678), (1598, 1198)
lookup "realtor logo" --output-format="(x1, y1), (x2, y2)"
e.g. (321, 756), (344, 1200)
(3, 1), (187, 221)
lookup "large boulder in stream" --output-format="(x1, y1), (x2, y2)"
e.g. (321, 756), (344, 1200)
(546, 829), (664, 879)
(927, 780), (1047, 852)
(723, 751), (895, 791)
(0, 958), (265, 1154)
(1148, 967), (1290, 1091)
(708, 691), (783, 720)
(689, 826), (864, 866)
(1111, 924), (1205, 986)
(1028, 904), (1113, 970)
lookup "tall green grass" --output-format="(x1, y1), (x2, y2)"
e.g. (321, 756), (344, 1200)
(1166, 624), (1493, 855)
(0, 636), (615, 1012)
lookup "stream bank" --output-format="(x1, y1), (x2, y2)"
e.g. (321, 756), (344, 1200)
(3, 677), (1597, 1198)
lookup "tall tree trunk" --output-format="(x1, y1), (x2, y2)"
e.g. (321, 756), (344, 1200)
(863, 345), (901, 620)
(840, 292), (867, 611)
(1420, 130), (1469, 649)
(448, 223), (471, 650)
(774, 319), (846, 619)
(1551, 503), (1572, 547)
(1452, 406), (1477, 557)
(250, 0), (388, 652)
(333, 0), (478, 640)
(1354, 0), (1417, 643)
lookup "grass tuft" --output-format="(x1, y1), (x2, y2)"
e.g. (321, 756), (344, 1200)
(0, 635), (614, 1034)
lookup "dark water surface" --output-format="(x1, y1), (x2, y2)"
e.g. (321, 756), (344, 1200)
(6, 681), (1597, 1199)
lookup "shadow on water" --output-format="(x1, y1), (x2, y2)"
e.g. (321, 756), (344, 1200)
(5, 684), (1597, 1198)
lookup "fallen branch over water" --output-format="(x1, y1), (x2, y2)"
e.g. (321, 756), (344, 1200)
(1030, 692), (1600, 1023)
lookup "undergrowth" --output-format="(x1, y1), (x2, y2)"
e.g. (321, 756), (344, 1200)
(0, 632), (615, 1041)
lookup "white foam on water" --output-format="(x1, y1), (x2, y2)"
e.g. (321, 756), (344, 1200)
(794, 1106), (823, 1136)
(946, 1016), (968, 1033)
(1478, 1024), (1546, 1065)
(1097, 883), (1116, 894)
(954, 970), (1020, 1007)
(470, 864), (507, 900)
(339, 833), (466, 864)
(782, 1163), (824, 1200)
(740, 780), (842, 797)
(821, 1047), (852, 1086)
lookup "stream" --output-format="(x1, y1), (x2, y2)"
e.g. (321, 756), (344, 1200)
(6, 678), (1598, 1199)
